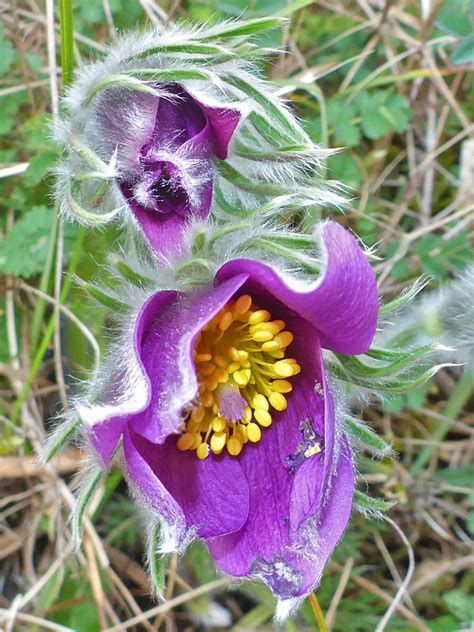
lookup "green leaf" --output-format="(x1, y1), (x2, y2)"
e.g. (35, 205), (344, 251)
(111, 258), (154, 287)
(82, 283), (129, 312)
(353, 490), (395, 513)
(452, 34), (474, 64)
(196, 17), (283, 40)
(437, 463), (474, 488)
(149, 523), (166, 595)
(73, 468), (103, 543)
(327, 101), (360, 146)
(327, 152), (362, 187)
(42, 417), (81, 463)
(0, 31), (15, 76)
(23, 152), (58, 186)
(344, 416), (393, 456)
(225, 74), (309, 144)
(436, 2), (472, 36)
(443, 590), (474, 623)
(0, 206), (76, 279)
(354, 90), (411, 139)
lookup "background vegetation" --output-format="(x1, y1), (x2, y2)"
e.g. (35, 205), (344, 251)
(0, 1), (473, 630)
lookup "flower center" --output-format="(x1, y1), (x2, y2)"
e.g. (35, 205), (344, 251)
(176, 294), (301, 459)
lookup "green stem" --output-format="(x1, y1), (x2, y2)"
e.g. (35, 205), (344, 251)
(30, 214), (59, 352)
(12, 228), (85, 423)
(410, 370), (473, 476)
(59, 0), (75, 87)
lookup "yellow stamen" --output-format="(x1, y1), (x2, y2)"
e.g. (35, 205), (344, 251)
(176, 293), (301, 459)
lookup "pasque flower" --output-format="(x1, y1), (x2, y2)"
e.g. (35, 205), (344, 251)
(79, 221), (378, 600)
(54, 21), (342, 258)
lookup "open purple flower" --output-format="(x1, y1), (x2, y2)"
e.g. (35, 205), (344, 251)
(83, 222), (378, 599)
(95, 83), (240, 254)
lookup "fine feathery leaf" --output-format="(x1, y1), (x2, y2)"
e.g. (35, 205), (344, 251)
(329, 362), (457, 393)
(42, 417), (81, 464)
(344, 415), (393, 457)
(379, 277), (429, 315)
(81, 282), (130, 312)
(195, 17), (284, 41)
(224, 74), (309, 145)
(353, 490), (396, 514)
(336, 343), (437, 379)
(72, 467), (103, 545)
(84, 74), (163, 105)
(149, 522), (166, 596)
(111, 258), (154, 287)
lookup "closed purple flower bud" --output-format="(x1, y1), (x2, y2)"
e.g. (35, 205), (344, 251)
(105, 85), (240, 254)
(54, 23), (343, 260)
(77, 222), (378, 602)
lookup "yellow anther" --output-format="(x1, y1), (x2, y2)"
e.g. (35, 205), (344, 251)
(261, 340), (281, 352)
(250, 322), (281, 335)
(192, 433), (202, 449)
(227, 362), (240, 373)
(212, 417), (226, 432)
(196, 353), (212, 362)
(228, 346), (240, 361)
(248, 309), (271, 325)
(191, 406), (205, 422)
(255, 409), (272, 427)
(219, 311), (233, 331)
(247, 423), (261, 442)
(234, 294), (252, 315)
(269, 392), (287, 411)
(236, 425), (248, 443)
(252, 393), (269, 411)
(234, 370), (250, 387)
(274, 320), (285, 331)
(244, 406), (252, 422)
(187, 419), (200, 433)
(238, 350), (249, 362)
(197, 443), (210, 460)
(177, 433), (195, 451)
(273, 379), (293, 393)
(252, 330), (274, 343)
(227, 436), (243, 456)
(269, 350), (285, 359)
(199, 363), (215, 376)
(214, 355), (228, 368)
(274, 331), (294, 348)
(214, 368), (229, 384)
(201, 391), (214, 407)
(273, 361), (295, 377)
(210, 432), (227, 453)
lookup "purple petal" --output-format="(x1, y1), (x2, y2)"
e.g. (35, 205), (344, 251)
(208, 321), (354, 598)
(127, 429), (249, 538)
(123, 426), (186, 538)
(150, 88), (207, 149)
(215, 221), (379, 355)
(130, 274), (248, 444)
(87, 290), (178, 466)
(195, 100), (241, 159)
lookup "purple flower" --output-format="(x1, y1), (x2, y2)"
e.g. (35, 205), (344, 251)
(84, 222), (378, 599)
(100, 84), (240, 254)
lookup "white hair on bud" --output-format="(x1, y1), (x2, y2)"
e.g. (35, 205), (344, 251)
(274, 597), (303, 623)
(54, 21), (345, 234)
